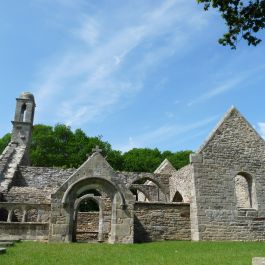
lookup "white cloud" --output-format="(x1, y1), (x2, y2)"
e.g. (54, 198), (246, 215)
(115, 115), (218, 152)
(32, 0), (211, 126)
(188, 64), (265, 107)
(73, 17), (100, 45)
(188, 76), (245, 106)
(258, 123), (265, 139)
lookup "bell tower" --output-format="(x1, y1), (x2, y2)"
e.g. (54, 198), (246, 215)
(11, 92), (35, 164)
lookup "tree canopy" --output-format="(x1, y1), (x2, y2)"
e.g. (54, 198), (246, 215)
(0, 124), (192, 173)
(197, 0), (265, 48)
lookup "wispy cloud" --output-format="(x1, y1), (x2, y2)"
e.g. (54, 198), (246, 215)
(115, 115), (218, 152)
(72, 16), (100, 46)
(258, 123), (265, 139)
(188, 64), (265, 107)
(31, 0), (210, 127)
(188, 76), (244, 106)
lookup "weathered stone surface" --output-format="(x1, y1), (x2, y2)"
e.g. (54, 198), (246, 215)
(134, 202), (191, 242)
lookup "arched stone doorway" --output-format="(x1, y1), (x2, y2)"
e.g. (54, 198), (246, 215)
(74, 196), (101, 242)
(72, 189), (112, 243)
(50, 176), (134, 243)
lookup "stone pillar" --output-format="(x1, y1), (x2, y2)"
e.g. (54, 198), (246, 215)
(7, 209), (12, 223)
(22, 209), (27, 223)
(189, 153), (202, 241)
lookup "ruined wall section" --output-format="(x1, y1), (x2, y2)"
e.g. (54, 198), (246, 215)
(191, 108), (265, 241)
(0, 142), (27, 192)
(117, 171), (170, 202)
(134, 202), (191, 242)
(169, 164), (193, 203)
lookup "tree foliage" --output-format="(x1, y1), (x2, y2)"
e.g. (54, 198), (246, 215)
(0, 124), (192, 173)
(197, 0), (265, 48)
(30, 124), (111, 168)
(0, 133), (11, 153)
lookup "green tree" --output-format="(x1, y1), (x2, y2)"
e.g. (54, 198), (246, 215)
(122, 148), (163, 172)
(0, 133), (11, 153)
(30, 124), (112, 168)
(162, 150), (193, 170)
(197, 0), (265, 48)
(0, 126), (192, 172)
(106, 150), (124, 171)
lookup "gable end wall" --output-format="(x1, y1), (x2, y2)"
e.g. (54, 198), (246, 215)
(191, 109), (265, 241)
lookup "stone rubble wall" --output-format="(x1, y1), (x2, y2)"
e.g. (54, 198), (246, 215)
(134, 202), (191, 242)
(15, 166), (76, 189)
(2, 166), (76, 204)
(4, 187), (52, 204)
(76, 212), (99, 241)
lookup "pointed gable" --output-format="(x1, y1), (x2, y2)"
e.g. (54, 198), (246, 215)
(154, 158), (177, 175)
(198, 107), (265, 160)
(55, 152), (120, 194)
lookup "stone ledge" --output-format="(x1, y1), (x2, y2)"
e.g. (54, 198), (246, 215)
(0, 222), (49, 225)
(253, 257), (265, 265)
(134, 201), (190, 206)
(0, 202), (50, 206)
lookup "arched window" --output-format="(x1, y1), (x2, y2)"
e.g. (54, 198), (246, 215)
(20, 103), (27, 122)
(130, 177), (167, 202)
(172, 191), (183, 202)
(235, 172), (256, 209)
(79, 198), (99, 212)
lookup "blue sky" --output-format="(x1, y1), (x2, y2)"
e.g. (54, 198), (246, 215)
(0, 0), (264, 152)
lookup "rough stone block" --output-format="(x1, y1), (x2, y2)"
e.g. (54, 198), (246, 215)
(253, 257), (265, 265)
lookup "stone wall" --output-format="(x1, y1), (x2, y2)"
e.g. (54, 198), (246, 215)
(15, 166), (76, 190)
(76, 212), (99, 241)
(134, 202), (191, 242)
(191, 108), (265, 241)
(4, 187), (51, 204)
(0, 223), (49, 241)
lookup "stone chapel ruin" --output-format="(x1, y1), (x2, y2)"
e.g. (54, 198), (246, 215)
(0, 92), (265, 243)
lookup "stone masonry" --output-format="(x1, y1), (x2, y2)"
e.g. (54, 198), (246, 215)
(0, 93), (265, 243)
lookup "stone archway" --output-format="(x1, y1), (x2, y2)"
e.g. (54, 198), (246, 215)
(73, 195), (103, 242)
(50, 176), (134, 243)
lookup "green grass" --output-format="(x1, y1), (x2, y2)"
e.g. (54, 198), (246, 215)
(1, 241), (265, 265)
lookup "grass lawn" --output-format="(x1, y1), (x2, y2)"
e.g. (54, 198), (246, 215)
(1, 241), (265, 265)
